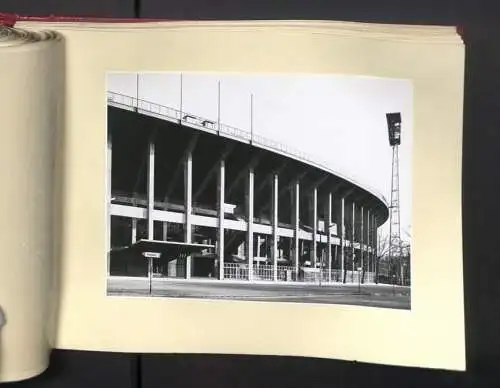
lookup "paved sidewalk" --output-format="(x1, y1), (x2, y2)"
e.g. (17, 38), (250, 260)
(107, 277), (410, 310)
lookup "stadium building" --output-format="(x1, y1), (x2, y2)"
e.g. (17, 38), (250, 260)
(106, 89), (389, 285)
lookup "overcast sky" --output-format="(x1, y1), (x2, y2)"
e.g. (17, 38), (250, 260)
(107, 72), (413, 243)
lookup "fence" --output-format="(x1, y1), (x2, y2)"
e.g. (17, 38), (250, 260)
(223, 263), (297, 281)
(150, 258), (379, 284)
(223, 263), (376, 284)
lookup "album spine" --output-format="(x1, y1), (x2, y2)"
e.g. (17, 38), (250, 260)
(0, 14), (463, 37)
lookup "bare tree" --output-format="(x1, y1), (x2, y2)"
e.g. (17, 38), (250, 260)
(399, 239), (411, 286)
(339, 218), (397, 285)
(376, 230), (411, 286)
(375, 231), (390, 284)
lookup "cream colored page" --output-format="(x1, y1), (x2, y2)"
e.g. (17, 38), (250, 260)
(0, 28), (63, 383)
(20, 21), (464, 371)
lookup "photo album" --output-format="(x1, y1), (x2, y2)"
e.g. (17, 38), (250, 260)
(0, 14), (465, 382)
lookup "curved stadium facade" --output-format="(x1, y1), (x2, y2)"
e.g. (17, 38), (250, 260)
(106, 91), (389, 285)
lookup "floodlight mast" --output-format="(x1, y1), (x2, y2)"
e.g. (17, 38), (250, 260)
(386, 113), (402, 286)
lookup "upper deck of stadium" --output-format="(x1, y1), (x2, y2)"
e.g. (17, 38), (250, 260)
(107, 90), (389, 227)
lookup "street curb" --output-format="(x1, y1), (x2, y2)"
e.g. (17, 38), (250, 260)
(112, 292), (410, 299)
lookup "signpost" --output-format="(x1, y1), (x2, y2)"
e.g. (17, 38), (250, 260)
(143, 252), (161, 295)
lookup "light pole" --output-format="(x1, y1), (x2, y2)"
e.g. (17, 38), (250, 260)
(318, 256), (322, 287)
(357, 266), (362, 294)
(318, 250), (324, 287)
(326, 222), (336, 284)
(136, 72), (139, 109)
(217, 80), (221, 135)
(386, 112), (403, 289)
(148, 257), (153, 294)
(180, 73), (183, 117)
(250, 93), (254, 144)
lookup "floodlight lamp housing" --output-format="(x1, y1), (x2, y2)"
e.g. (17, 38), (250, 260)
(386, 112), (402, 146)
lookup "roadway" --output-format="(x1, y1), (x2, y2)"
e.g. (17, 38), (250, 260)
(107, 277), (410, 310)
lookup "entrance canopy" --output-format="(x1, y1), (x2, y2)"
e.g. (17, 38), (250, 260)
(117, 239), (215, 258)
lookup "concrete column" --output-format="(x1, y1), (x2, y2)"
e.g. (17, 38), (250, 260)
(361, 206), (364, 274)
(256, 235), (261, 258)
(162, 199), (168, 241)
(246, 168), (254, 281)
(147, 140), (155, 240)
(106, 134), (112, 275)
(162, 223), (168, 241)
(327, 192), (333, 283)
(340, 197), (345, 280)
(352, 202), (355, 277)
(217, 159), (225, 280)
(271, 174), (279, 282)
(300, 240), (304, 267)
(334, 244), (338, 280)
(184, 150), (193, 279)
(370, 213), (374, 274)
(311, 187), (318, 267)
(292, 180), (300, 277)
(373, 214), (376, 274)
(367, 209), (371, 278)
(131, 219), (137, 244)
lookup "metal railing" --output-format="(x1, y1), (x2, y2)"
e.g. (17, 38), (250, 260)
(223, 263), (297, 282)
(107, 90), (388, 207)
(223, 263), (249, 280)
(291, 268), (377, 284)
(222, 263), (377, 284)
(148, 259), (377, 284)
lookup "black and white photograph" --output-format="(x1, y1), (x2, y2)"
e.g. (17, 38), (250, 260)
(105, 72), (412, 310)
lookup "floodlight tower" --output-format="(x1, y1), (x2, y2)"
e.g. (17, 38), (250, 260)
(386, 112), (402, 285)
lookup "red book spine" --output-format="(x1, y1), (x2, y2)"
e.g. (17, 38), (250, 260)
(0, 13), (173, 27)
(0, 12), (17, 26)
